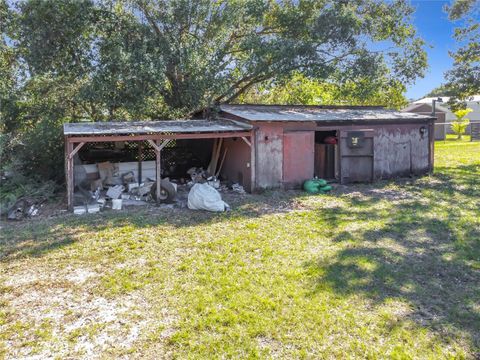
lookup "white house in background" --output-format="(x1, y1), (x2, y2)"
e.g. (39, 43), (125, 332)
(402, 95), (480, 140)
(413, 96), (480, 123)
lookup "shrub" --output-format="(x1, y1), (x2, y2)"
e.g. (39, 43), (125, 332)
(451, 108), (472, 140)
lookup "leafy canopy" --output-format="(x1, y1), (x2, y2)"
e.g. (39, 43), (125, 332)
(239, 72), (408, 109)
(3, 0), (427, 120)
(445, 0), (480, 101)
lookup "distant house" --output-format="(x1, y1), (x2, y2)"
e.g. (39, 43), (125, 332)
(403, 96), (480, 139)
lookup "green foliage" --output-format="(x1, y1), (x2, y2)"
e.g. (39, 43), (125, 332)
(451, 108), (472, 139)
(0, 158), (59, 214)
(424, 83), (458, 97)
(445, 0), (480, 101)
(239, 72), (408, 109)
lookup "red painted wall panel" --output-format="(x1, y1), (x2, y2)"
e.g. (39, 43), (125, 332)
(283, 131), (314, 188)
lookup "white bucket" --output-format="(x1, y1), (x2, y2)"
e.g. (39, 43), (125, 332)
(112, 199), (123, 210)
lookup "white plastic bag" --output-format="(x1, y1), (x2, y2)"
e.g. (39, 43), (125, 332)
(187, 183), (229, 212)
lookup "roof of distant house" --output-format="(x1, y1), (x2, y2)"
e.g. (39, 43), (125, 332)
(402, 102), (450, 113)
(415, 95), (480, 104)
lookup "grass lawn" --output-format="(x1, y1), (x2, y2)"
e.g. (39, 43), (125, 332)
(1, 139), (479, 359)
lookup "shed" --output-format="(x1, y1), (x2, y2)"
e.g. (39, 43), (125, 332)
(219, 104), (435, 189)
(63, 119), (253, 210)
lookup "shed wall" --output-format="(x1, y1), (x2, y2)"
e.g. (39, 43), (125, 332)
(283, 131), (315, 188)
(251, 121), (432, 190)
(221, 138), (252, 191)
(255, 124), (283, 189)
(373, 124), (430, 179)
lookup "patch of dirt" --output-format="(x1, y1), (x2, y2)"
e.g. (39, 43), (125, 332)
(1, 266), (175, 359)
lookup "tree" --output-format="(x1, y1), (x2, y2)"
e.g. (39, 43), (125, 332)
(451, 108), (472, 139)
(445, 0), (480, 100)
(424, 83), (458, 98)
(239, 72), (408, 109)
(6, 0), (428, 118)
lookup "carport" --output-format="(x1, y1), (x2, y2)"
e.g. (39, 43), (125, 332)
(63, 119), (253, 211)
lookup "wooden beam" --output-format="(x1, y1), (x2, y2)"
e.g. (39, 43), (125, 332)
(147, 139), (160, 152)
(147, 139), (172, 152)
(67, 131), (253, 143)
(250, 130), (256, 192)
(138, 141), (143, 184)
(68, 142), (85, 159)
(66, 140), (74, 211)
(155, 140), (161, 204)
(241, 136), (251, 147)
(158, 139), (172, 151)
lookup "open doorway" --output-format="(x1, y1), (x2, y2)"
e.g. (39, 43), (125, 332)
(314, 130), (337, 180)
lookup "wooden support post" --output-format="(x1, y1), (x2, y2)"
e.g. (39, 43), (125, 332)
(250, 131), (256, 193)
(66, 139), (74, 211)
(155, 139), (161, 204)
(138, 141), (143, 184)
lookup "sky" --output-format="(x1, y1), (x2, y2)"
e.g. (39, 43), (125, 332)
(406, 0), (457, 100)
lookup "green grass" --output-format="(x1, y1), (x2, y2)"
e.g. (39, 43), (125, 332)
(1, 138), (479, 359)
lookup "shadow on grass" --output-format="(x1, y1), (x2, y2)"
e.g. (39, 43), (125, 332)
(306, 164), (480, 348)
(0, 189), (310, 262)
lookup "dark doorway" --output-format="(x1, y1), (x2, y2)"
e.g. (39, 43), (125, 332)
(314, 131), (337, 180)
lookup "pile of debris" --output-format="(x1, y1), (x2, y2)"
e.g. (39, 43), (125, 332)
(70, 153), (247, 214)
(6, 197), (45, 220)
(73, 161), (177, 214)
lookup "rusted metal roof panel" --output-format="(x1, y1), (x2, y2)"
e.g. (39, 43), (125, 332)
(220, 104), (435, 122)
(64, 119), (252, 136)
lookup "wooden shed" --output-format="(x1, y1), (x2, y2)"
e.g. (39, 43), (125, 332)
(63, 105), (436, 210)
(63, 119), (253, 210)
(219, 104), (436, 190)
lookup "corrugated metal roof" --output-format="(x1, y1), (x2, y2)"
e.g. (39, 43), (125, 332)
(220, 104), (435, 122)
(64, 119), (252, 136)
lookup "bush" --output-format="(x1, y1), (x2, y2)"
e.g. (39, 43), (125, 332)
(1, 117), (64, 213)
(0, 159), (59, 214)
(5, 117), (65, 182)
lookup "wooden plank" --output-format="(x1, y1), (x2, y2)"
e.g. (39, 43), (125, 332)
(250, 130), (256, 192)
(155, 140), (161, 204)
(68, 142), (85, 160)
(66, 140), (74, 211)
(241, 136), (251, 147)
(67, 131), (253, 143)
(147, 139), (161, 152)
(215, 147), (228, 177)
(138, 141), (143, 184)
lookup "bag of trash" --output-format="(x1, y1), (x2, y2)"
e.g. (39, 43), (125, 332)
(188, 183), (229, 212)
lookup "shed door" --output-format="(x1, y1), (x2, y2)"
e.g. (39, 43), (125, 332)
(283, 131), (314, 188)
(339, 130), (374, 184)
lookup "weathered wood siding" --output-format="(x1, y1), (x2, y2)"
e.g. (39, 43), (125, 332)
(373, 124), (430, 179)
(255, 124), (283, 189)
